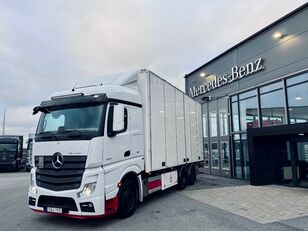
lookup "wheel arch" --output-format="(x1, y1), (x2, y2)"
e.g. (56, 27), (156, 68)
(119, 166), (143, 202)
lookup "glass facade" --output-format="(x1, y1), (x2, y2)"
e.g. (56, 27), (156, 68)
(199, 71), (308, 180)
(231, 101), (240, 132)
(233, 134), (242, 178)
(239, 90), (259, 130)
(202, 104), (210, 168)
(218, 98), (228, 136)
(209, 100), (218, 137)
(260, 82), (285, 127)
(204, 143), (209, 168)
(221, 141), (230, 170)
(211, 142), (219, 169)
(241, 134), (249, 179)
(287, 75), (308, 124)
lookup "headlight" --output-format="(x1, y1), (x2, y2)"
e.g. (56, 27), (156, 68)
(81, 182), (96, 197)
(29, 173), (37, 194)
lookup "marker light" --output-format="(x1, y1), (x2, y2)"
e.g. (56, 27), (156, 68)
(200, 72), (206, 77)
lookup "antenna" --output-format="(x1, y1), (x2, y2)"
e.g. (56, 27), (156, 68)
(2, 107), (6, 135)
(72, 81), (78, 92)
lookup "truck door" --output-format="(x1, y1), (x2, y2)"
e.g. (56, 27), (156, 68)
(103, 102), (132, 165)
(129, 106), (143, 159)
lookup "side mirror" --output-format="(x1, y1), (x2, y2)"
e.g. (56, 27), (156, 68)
(107, 104), (127, 137)
(113, 104), (125, 132)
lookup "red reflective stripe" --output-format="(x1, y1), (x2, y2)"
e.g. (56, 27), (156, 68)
(147, 179), (161, 190)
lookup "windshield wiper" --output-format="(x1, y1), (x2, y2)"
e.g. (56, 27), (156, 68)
(59, 129), (90, 139)
(36, 131), (58, 140)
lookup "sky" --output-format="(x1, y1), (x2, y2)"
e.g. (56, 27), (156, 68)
(0, 0), (306, 142)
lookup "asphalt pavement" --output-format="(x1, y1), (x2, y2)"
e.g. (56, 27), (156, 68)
(0, 171), (308, 231)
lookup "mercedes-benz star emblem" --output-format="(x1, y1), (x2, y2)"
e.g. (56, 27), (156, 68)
(1, 154), (6, 161)
(51, 152), (64, 169)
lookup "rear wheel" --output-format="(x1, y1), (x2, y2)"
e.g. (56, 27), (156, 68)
(188, 165), (197, 185)
(177, 167), (188, 190)
(118, 179), (138, 218)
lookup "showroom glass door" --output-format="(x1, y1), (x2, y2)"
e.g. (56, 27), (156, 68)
(296, 141), (308, 188)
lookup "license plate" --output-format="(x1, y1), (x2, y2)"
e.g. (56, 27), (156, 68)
(46, 207), (62, 213)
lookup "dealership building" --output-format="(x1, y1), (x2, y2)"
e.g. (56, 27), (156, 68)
(185, 3), (308, 187)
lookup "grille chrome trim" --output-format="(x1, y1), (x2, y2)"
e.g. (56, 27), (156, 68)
(35, 156), (87, 191)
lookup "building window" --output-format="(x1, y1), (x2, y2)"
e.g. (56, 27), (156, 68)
(204, 142), (209, 168)
(241, 134), (250, 180)
(218, 97), (228, 136)
(231, 101), (240, 132)
(233, 134), (250, 179)
(202, 104), (208, 138)
(287, 74), (308, 124)
(231, 95), (238, 102)
(211, 142), (219, 169)
(233, 134), (242, 178)
(221, 141), (230, 170)
(209, 101), (218, 137)
(260, 81), (286, 127)
(239, 90), (259, 130)
(220, 110), (228, 136)
(210, 112), (217, 137)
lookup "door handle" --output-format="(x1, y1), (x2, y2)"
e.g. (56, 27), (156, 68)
(124, 150), (131, 157)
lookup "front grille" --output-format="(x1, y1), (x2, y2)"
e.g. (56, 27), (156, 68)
(38, 195), (78, 212)
(0, 152), (15, 162)
(35, 156), (87, 191)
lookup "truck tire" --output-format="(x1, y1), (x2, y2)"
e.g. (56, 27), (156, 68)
(177, 167), (188, 190)
(187, 164), (196, 185)
(118, 179), (138, 218)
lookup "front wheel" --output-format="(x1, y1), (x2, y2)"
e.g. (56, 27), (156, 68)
(118, 179), (138, 218)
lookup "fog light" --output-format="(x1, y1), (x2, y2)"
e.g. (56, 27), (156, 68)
(29, 197), (36, 206)
(80, 202), (95, 212)
(81, 182), (96, 197)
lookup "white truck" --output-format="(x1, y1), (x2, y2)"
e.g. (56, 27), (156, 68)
(29, 69), (203, 218)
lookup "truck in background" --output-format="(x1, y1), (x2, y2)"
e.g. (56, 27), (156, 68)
(29, 69), (203, 218)
(0, 135), (23, 171)
(24, 134), (35, 172)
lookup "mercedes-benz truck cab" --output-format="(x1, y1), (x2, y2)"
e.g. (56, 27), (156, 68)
(0, 135), (23, 171)
(29, 70), (203, 218)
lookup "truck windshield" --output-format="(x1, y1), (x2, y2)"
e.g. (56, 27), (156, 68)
(36, 104), (104, 141)
(0, 143), (17, 153)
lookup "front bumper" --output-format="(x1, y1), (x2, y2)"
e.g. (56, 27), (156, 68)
(28, 167), (115, 218)
(30, 209), (108, 219)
